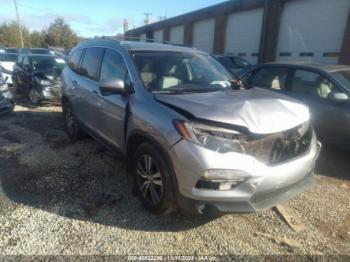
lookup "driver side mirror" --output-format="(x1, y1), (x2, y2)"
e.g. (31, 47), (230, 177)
(99, 79), (126, 96)
(329, 92), (349, 102)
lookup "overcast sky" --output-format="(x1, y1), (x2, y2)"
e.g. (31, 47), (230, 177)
(0, 0), (226, 37)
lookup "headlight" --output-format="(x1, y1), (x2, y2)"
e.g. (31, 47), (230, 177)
(174, 120), (245, 153)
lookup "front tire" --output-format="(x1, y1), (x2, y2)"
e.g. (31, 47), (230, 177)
(28, 88), (41, 104)
(62, 101), (84, 142)
(132, 143), (178, 215)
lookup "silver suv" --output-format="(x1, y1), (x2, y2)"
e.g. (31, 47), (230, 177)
(61, 39), (321, 216)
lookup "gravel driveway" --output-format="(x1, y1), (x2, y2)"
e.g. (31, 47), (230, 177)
(0, 101), (349, 256)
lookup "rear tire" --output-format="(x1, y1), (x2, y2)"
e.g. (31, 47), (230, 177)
(62, 101), (84, 142)
(131, 142), (178, 215)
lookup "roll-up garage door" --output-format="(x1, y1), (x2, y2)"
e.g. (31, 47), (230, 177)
(276, 0), (350, 64)
(139, 33), (147, 41)
(225, 8), (264, 64)
(153, 30), (163, 42)
(170, 25), (184, 45)
(192, 19), (215, 53)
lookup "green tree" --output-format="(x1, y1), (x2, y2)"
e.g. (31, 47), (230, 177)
(29, 30), (46, 48)
(44, 17), (78, 50)
(0, 22), (30, 47)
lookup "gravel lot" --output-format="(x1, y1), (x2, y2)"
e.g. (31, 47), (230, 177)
(0, 100), (349, 256)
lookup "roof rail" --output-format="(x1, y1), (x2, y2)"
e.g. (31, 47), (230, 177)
(79, 36), (195, 50)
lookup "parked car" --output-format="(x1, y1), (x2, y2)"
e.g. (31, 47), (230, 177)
(0, 74), (14, 115)
(5, 48), (18, 54)
(61, 39), (321, 216)
(12, 54), (66, 104)
(240, 63), (350, 150)
(19, 48), (53, 55)
(0, 53), (18, 86)
(213, 54), (252, 74)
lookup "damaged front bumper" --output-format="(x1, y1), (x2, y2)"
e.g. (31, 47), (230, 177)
(169, 131), (321, 215)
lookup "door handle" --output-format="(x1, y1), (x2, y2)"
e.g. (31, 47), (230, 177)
(93, 90), (98, 94)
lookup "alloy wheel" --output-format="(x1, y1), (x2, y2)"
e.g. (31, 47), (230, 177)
(136, 154), (164, 205)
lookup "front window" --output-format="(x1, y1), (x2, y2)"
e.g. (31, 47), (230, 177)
(331, 70), (350, 93)
(131, 51), (233, 93)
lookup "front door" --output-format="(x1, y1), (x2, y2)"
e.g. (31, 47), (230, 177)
(93, 48), (131, 151)
(287, 69), (350, 147)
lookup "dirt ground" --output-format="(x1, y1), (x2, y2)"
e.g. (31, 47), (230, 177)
(0, 100), (349, 256)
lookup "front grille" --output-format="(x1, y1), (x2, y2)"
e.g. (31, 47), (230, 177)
(241, 123), (313, 165)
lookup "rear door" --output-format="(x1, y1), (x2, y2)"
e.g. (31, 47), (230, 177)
(75, 47), (105, 130)
(287, 69), (350, 145)
(94, 48), (131, 150)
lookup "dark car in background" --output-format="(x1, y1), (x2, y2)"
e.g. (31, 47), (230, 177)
(240, 63), (350, 150)
(213, 54), (252, 74)
(12, 54), (66, 104)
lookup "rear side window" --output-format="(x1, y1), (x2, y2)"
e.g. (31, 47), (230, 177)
(100, 49), (128, 82)
(80, 47), (104, 81)
(68, 49), (83, 73)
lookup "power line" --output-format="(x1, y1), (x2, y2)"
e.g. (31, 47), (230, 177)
(13, 0), (24, 47)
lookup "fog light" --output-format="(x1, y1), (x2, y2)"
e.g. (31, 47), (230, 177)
(196, 170), (251, 191)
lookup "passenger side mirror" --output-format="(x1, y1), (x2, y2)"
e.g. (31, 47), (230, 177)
(329, 92), (349, 102)
(99, 79), (126, 95)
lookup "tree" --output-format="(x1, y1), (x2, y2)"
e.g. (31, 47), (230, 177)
(29, 30), (46, 48)
(44, 17), (78, 50)
(0, 22), (30, 47)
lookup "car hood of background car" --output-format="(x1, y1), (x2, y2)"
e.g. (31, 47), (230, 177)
(155, 87), (310, 134)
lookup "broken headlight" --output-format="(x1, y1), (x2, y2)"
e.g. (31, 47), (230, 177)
(174, 120), (245, 153)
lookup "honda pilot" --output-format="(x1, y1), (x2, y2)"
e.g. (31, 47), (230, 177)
(61, 39), (321, 215)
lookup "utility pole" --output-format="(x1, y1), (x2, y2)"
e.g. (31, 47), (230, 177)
(13, 0), (24, 48)
(143, 13), (152, 25)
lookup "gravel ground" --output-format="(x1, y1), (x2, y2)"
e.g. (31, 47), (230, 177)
(0, 101), (349, 256)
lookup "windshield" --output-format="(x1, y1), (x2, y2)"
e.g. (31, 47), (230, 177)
(331, 70), (350, 92)
(132, 51), (234, 93)
(31, 56), (66, 73)
(0, 53), (17, 62)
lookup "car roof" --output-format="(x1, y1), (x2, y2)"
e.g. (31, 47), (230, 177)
(76, 39), (203, 53)
(259, 62), (350, 73)
(25, 54), (56, 58)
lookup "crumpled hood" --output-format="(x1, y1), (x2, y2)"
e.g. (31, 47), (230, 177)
(155, 88), (310, 134)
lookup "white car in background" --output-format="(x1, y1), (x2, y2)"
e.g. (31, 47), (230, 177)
(0, 53), (18, 86)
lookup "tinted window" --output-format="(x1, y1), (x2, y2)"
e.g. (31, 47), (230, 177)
(80, 47), (104, 81)
(248, 67), (289, 90)
(291, 70), (341, 99)
(68, 49), (83, 73)
(100, 49), (128, 83)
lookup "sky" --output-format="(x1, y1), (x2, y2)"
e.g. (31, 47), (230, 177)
(0, 0), (227, 37)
